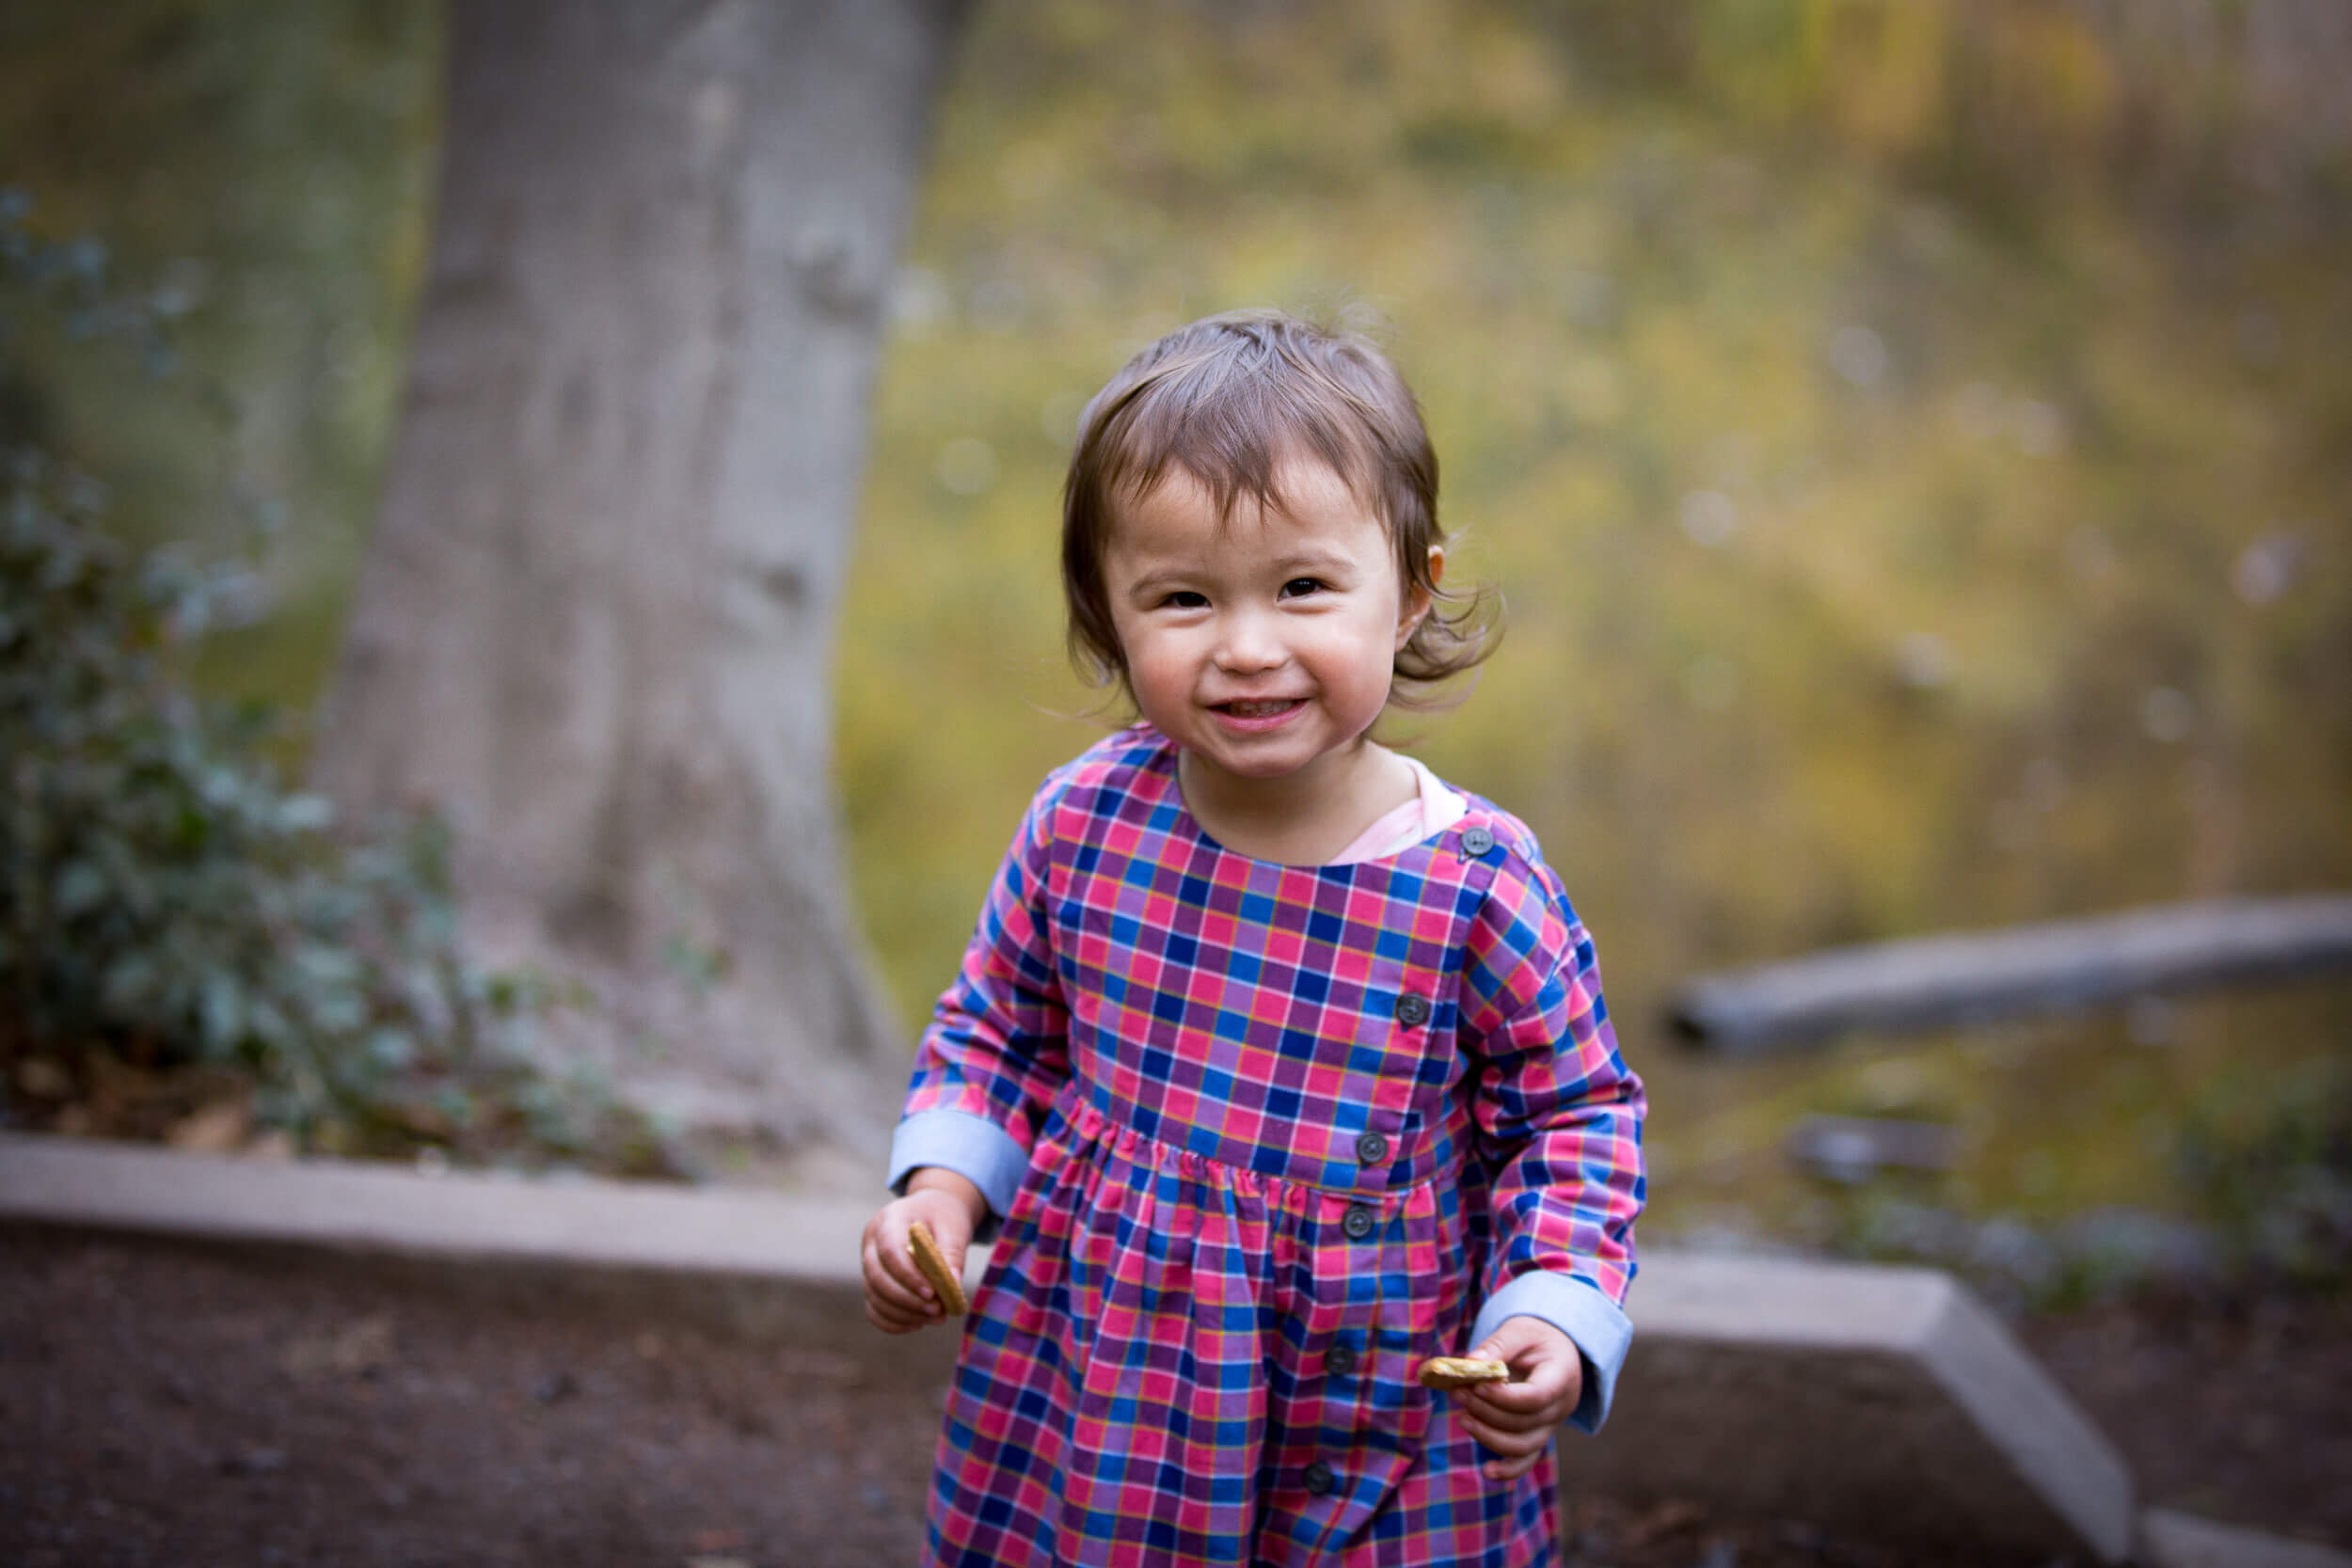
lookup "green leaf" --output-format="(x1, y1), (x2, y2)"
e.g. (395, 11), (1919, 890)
(200, 972), (246, 1052)
(277, 793), (334, 833)
(293, 942), (362, 988)
(246, 996), (290, 1047)
(311, 988), (368, 1036)
(53, 859), (106, 917)
(365, 1027), (417, 1070)
(102, 951), (160, 1011)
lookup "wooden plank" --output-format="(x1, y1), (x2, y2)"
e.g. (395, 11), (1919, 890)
(1669, 895), (2352, 1054)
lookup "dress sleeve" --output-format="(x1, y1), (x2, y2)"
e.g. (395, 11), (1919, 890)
(886, 780), (1072, 1234)
(1457, 854), (1647, 1432)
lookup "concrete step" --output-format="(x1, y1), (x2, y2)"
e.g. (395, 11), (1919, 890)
(2140, 1510), (2352, 1568)
(3, 1131), (2324, 1564)
(1559, 1248), (2132, 1560)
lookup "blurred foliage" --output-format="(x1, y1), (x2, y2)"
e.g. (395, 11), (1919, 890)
(0, 202), (681, 1176)
(2175, 1052), (2352, 1288)
(6, 0), (2348, 1242)
(1788, 1046), (2352, 1311)
(844, 0), (2352, 1245)
(0, 0), (438, 722)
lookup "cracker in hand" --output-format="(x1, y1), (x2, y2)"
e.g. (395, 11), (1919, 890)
(907, 1220), (967, 1316)
(1416, 1355), (1509, 1390)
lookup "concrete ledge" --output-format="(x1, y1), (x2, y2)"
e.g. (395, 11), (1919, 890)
(2, 1133), (2137, 1560)
(0, 1131), (866, 1282)
(2140, 1510), (2352, 1568)
(0, 1130), (961, 1358)
(1561, 1251), (2135, 1560)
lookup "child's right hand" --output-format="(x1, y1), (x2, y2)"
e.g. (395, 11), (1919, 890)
(861, 1169), (985, 1334)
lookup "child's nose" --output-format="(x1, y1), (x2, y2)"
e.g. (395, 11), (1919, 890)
(1213, 609), (1286, 672)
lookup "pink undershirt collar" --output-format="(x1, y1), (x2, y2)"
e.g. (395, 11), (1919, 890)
(1327, 755), (1470, 864)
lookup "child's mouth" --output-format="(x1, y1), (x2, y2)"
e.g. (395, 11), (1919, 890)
(1210, 698), (1306, 733)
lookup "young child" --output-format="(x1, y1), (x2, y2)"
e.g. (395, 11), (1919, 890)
(861, 310), (1645, 1566)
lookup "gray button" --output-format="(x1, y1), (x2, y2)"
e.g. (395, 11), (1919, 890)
(1355, 1131), (1389, 1165)
(1393, 992), (1430, 1027)
(1461, 825), (1495, 857)
(1341, 1203), (1376, 1241)
(1325, 1342), (1358, 1377)
(1303, 1459), (1337, 1496)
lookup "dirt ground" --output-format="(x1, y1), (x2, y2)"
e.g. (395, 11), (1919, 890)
(2, 1224), (2345, 1568)
(2018, 1286), (2352, 1551)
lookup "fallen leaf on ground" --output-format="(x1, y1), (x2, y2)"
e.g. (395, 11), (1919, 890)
(243, 1129), (297, 1161)
(282, 1314), (397, 1381)
(1622, 1498), (1706, 1547)
(16, 1058), (72, 1099)
(167, 1099), (251, 1153)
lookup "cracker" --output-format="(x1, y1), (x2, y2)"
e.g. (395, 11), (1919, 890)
(1416, 1355), (1510, 1390)
(907, 1220), (966, 1316)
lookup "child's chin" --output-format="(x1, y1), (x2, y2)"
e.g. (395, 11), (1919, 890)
(1204, 752), (1320, 783)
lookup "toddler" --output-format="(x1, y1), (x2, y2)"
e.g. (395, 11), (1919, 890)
(861, 309), (1645, 1566)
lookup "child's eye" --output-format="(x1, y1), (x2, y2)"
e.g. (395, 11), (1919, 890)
(1279, 578), (1327, 599)
(1161, 590), (1208, 610)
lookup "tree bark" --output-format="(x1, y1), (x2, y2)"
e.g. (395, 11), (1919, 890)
(313, 0), (971, 1156)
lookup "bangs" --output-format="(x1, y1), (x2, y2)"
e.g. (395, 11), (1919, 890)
(1087, 341), (1395, 527)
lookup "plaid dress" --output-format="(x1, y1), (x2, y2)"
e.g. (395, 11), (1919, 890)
(891, 725), (1645, 1567)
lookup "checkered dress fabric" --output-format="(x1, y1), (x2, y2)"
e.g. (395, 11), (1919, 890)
(900, 725), (1645, 1566)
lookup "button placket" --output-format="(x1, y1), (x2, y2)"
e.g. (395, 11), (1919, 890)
(1303, 1459), (1337, 1496)
(1340, 1202), (1376, 1241)
(1354, 1130), (1389, 1165)
(1392, 991), (1430, 1027)
(1324, 1341), (1358, 1377)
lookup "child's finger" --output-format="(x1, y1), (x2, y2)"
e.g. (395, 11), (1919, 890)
(864, 1235), (941, 1314)
(925, 1220), (971, 1275)
(884, 1223), (947, 1302)
(1461, 1363), (1573, 1419)
(1458, 1331), (1581, 1417)
(1481, 1446), (1547, 1482)
(868, 1280), (935, 1325)
(1456, 1400), (1554, 1484)
(863, 1262), (939, 1331)
(1462, 1377), (1547, 1412)
(1456, 1388), (1556, 1433)
(1457, 1408), (1548, 1460)
(866, 1293), (935, 1334)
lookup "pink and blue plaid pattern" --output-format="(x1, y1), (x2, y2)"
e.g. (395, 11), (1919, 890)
(896, 725), (1645, 1566)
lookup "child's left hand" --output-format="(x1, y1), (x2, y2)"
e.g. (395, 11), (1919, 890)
(1444, 1316), (1585, 1481)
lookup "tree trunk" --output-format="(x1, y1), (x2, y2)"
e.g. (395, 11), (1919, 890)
(313, 0), (970, 1158)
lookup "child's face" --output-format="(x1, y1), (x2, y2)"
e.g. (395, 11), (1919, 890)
(1101, 459), (1433, 794)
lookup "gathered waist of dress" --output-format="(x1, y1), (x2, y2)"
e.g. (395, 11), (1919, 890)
(1055, 1078), (1454, 1212)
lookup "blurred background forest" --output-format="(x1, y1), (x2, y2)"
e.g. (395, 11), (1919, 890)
(6, 0), (2349, 1303)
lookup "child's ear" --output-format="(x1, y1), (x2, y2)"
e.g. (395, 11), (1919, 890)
(1396, 545), (1442, 648)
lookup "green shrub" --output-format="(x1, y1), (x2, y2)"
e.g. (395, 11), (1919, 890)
(2174, 1055), (2352, 1290)
(0, 196), (679, 1176)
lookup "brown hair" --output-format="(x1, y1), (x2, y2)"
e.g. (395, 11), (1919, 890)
(1060, 309), (1497, 710)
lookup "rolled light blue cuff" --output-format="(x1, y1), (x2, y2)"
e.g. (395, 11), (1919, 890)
(886, 1108), (1030, 1242)
(1470, 1269), (1635, 1433)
